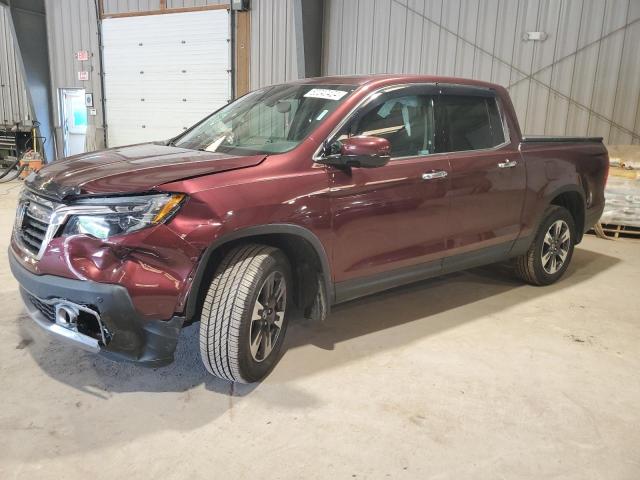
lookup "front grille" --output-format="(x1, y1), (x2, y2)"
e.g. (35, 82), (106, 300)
(27, 294), (56, 323)
(15, 192), (56, 258)
(20, 211), (49, 254)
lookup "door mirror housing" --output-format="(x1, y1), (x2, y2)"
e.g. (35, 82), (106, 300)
(321, 136), (391, 168)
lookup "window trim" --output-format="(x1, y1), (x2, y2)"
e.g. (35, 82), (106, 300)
(312, 82), (512, 163)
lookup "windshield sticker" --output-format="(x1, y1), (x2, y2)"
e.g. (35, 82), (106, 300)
(304, 88), (348, 101)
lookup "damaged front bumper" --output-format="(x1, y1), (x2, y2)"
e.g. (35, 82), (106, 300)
(10, 251), (184, 367)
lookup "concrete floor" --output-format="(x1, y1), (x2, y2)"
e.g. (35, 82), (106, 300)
(0, 179), (639, 480)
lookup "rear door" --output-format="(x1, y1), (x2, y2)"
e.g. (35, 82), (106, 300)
(327, 85), (451, 288)
(437, 87), (525, 261)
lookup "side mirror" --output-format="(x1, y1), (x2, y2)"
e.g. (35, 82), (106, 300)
(322, 136), (391, 168)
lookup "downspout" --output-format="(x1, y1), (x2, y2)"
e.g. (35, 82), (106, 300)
(229, 7), (236, 101)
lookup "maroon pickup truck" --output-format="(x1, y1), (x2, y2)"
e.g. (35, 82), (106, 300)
(10, 75), (608, 383)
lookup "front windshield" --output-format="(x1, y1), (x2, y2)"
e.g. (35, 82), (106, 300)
(172, 83), (357, 155)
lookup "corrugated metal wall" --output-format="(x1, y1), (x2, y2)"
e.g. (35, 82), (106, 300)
(0, 6), (32, 128)
(43, 0), (234, 157)
(99, 0), (301, 92)
(103, 0), (160, 12)
(44, 0), (106, 154)
(323, 0), (640, 145)
(102, 0), (226, 15)
(249, 0), (299, 89)
(12, 0), (638, 157)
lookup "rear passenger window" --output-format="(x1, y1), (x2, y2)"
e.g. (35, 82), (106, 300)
(437, 96), (505, 152)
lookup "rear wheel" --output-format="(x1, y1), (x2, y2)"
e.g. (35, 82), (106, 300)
(514, 205), (575, 286)
(199, 244), (291, 383)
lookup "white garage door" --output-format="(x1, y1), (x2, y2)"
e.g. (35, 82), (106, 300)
(102, 10), (230, 147)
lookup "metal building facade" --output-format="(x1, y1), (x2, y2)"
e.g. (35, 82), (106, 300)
(45, 0), (235, 156)
(323, 0), (640, 144)
(101, 0), (228, 15)
(98, 0), (304, 103)
(249, 0), (299, 89)
(7, 1), (306, 144)
(0, 6), (31, 128)
(6, 0), (640, 159)
(44, 0), (106, 153)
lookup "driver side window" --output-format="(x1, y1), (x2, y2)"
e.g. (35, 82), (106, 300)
(337, 93), (436, 158)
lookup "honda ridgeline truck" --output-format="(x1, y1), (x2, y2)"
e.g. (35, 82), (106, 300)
(9, 75), (608, 383)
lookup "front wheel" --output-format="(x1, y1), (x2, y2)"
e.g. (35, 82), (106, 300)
(514, 205), (576, 286)
(199, 244), (291, 383)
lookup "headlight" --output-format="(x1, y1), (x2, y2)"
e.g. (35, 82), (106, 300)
(62, 193), (186, 240)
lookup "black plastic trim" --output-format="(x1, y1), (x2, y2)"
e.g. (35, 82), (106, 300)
(442, 242), (512, 272)
(435, 83), (497, 97)
(334, 241), (515, 305)
(584, 203), (605, 233)
(335, 259), (442, 304)
(544, 185), (587, 242)
(521, 136), (603, 143)
(184, 224), (334, 321)
(509, 234), (535, 258)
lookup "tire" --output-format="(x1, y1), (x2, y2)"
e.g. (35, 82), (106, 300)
(514, 205), (576, 286)
(199, 243), (292, 383)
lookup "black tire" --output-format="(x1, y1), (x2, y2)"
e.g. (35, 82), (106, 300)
(514, 205), (576, 286)
(199, 244), (292, 383)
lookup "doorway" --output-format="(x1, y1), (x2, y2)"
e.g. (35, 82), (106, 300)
(59, 88), (87, 157)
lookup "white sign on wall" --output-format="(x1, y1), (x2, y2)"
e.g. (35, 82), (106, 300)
(77, 71), (89, 81)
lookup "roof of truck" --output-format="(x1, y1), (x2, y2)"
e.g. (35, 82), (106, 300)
(294, 74), (504, 91)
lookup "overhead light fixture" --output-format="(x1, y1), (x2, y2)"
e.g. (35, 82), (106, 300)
(523, 31), (548, 41)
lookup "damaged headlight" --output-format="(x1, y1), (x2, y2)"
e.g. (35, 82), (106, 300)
(62, 193), (186, 240)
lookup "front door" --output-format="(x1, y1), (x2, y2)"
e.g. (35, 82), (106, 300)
(325, 86), (451, 296)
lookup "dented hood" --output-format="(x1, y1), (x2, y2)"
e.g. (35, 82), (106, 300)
(25, 143), (266, 200)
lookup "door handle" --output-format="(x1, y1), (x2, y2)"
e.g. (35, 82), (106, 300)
(498, 159), (517, 168)
(421, 170), (448, 180)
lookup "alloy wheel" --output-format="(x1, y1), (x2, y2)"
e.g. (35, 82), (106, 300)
(249, 271), (287, 362)
(541, 219), (571, 274)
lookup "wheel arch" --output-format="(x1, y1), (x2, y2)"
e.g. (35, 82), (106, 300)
(184, 224), (333, 323)
(546, 185), (586, 243)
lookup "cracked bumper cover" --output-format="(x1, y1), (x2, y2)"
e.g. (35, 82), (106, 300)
(10, 250), (184, 367)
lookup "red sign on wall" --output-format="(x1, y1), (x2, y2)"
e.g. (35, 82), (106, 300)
(75, 50), (89, 61)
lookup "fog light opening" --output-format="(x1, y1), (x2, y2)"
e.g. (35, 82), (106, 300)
(55, 304), (78, 326)
(76, 309), (111, 347)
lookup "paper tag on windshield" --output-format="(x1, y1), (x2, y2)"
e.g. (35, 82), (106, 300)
(304, 88), (348, 101)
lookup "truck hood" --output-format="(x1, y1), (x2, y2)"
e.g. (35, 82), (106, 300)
(25, 143), (266, 200)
